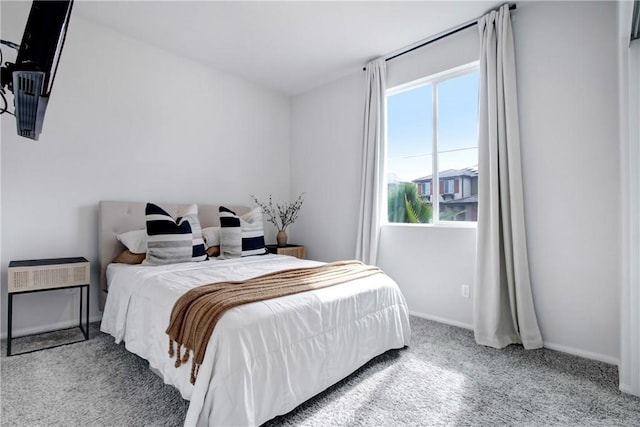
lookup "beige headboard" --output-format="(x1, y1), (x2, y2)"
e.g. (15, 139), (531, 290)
(98, 201), (249, 310)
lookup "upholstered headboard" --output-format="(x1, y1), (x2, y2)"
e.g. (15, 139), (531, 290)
(98, 201), (249, 310)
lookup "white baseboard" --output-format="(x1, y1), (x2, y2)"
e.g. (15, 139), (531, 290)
(409, 310), (473, 330)
(619, 383), (640, 397)
(1, 314), (103, 340)
(409, 311), (620, 366)
(542, 341), (620, 366)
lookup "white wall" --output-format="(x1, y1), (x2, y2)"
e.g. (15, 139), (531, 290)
(289, 71), (364, 262)
(290, 1), (621, 363)
(513, 1), (619, 363)
(0, 3), (290, 338)
(378, 225), (476, 328)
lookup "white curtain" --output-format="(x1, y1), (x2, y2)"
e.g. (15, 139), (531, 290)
(356, 59), (386, 265)
(474, 5), (543, 349)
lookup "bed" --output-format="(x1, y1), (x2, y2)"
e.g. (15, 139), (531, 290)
(98, 200), (411, 426)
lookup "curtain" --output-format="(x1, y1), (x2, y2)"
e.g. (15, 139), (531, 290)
(355, 59), (386, 265)
(632, 0), (639, 41)
(474, 5), (543, 349)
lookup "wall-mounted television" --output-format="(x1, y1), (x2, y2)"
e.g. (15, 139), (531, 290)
(0, 1), (74, 141)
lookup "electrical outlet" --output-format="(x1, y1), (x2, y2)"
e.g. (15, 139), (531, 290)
(461, 284), (470, 298)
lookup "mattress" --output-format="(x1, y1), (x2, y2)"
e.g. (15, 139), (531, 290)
(100, 254), (410, 426)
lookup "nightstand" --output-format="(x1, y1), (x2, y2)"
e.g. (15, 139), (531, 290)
(266, 244), (306, 259)
(7, 257), (90, 356)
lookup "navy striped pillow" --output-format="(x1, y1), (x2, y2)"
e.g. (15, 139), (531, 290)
(219, 206), (267, 258)
(176, 204), (208, 262)
(219, 206), (242, 258)
(144, 203), (207, 265)
(239, 208), (269, 256)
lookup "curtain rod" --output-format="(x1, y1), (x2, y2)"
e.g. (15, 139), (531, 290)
(363, 3), (516, 70)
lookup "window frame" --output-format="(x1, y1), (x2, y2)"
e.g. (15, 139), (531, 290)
(384, 61), (479, 228)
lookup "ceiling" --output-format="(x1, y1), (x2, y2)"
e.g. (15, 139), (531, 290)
(74, 1), (503, 96)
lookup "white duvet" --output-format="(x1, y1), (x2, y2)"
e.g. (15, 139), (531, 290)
(100, 255), (410, 426)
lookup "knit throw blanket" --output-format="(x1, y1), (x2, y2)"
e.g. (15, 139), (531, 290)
(166, 260), (382, 384)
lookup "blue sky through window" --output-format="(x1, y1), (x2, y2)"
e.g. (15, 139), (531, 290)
(387, 70), (479, 183)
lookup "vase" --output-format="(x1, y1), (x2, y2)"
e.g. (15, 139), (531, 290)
(276, 230), (288, 246)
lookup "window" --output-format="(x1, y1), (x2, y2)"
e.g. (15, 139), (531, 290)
(443, 179), (455, 195)
(386, 63), (479, 224)
(421, 182), (431, 197)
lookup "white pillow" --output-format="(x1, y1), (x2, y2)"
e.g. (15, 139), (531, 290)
(116, 229), (147, 254)
(201, 226), (220, 248)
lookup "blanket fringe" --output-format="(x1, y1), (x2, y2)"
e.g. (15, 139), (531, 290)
(191, 362), (200, 385)
(169, 339), (194, 379)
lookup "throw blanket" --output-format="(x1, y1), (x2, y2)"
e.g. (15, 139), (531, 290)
(166, 260), (382, 384)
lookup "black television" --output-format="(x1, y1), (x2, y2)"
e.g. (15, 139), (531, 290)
(0, 1), (74, 141)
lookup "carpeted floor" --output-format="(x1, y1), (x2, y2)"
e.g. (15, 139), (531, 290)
(1, 316), (638, 426)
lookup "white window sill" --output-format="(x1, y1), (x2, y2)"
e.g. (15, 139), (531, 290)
(381, 222), (477, 229)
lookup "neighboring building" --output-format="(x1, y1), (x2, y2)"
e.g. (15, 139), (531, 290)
(412, 167), (478, 221)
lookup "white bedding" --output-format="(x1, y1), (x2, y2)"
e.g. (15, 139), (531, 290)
(100, 254), (410, 426)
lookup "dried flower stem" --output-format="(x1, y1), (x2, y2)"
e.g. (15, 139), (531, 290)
(250, 193), (304, 231)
